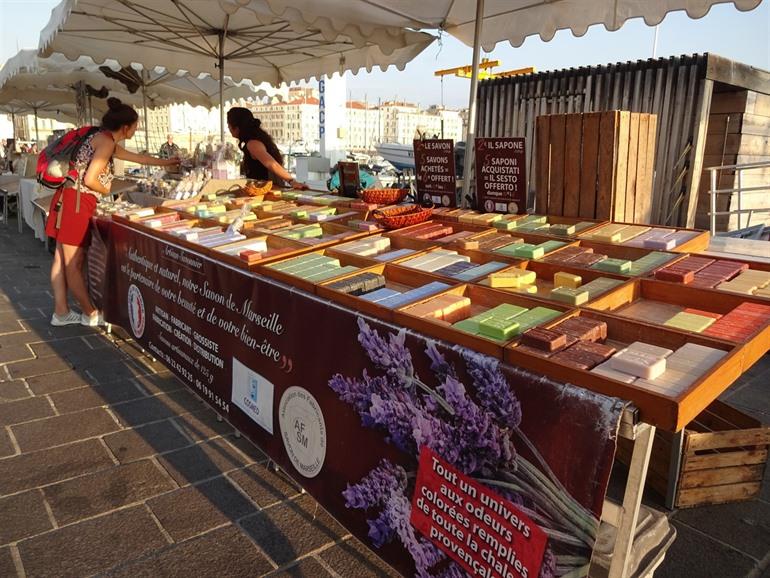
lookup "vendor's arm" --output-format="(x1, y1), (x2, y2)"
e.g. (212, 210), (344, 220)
(114, 144), (178, 167)
(82, 133), (115, 194)
(246, 140), (307, 189)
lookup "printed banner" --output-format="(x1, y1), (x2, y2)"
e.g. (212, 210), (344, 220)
(102, 222), (624, 578)
(475, 138), (527, 214)
(414, 139), (457, 207)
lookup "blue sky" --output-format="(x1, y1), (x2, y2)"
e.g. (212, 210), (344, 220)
(2, 0), (768, 109)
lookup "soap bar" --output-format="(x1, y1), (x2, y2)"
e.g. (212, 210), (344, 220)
(592, 258), (632, 274)
(374, 248), (415, 262)
(554, 272), (582, 288)
(512, 307), (562, 335)
(513, 244), (545, 260)
(478, 317), (521, 341)
(608, 348), (667, 380)
(550, 223), (576, 236)
(580, 277), (624, 299)
(591, 361), (637, 383)
(571, 340), (617, 362)
(549, 286), (589, 306)
(627, 342), (674, 358)
(536, 241), (567, 254)
(489, 269), (537, 288)
(521, 328), (568, 352)
(664, 311), (716, 333)
(655, 269), (694, 283)
(378, 282), (451, 309)
(359, 288), (401, 303)
(552, 317), (607, 342)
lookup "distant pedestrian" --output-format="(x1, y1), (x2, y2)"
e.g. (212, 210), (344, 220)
(159, 134), (179, 159)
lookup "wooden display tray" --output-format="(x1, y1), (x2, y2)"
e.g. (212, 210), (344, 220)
(651, 256), (770, 303)
(255, 249), (368, 294)
(316, 264), (460, 323)
(392, 247), (524, 284)
(504, 309), (742, 431)
(393, 284), (574, 358)
(325, 235), (437, 269)
(616, 401), (770, 508)
(431, 211), (607, 238)
(383, 220), (495, 251)
(578, 222), (710, 254)
(475, 259), (631, 306)
(459, 230), (579, 265)
(112, 214), (311, 272)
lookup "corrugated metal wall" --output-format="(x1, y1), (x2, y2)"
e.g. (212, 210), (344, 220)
(475, 54), (711, 226)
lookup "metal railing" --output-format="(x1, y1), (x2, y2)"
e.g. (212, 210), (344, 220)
(707, 160), (770, 236)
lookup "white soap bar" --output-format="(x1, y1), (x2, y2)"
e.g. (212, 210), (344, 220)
(626, 341), (674, 359)
(608, 348), (667, 380)
(591, 361), (637, 383)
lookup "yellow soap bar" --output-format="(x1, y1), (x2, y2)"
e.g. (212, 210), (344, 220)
(554, 272), (582, 289)
(489, 269), (537, 288)
(510, 284), (538, 294)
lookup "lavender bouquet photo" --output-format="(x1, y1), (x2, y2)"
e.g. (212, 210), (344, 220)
(330, 318), (602, 578)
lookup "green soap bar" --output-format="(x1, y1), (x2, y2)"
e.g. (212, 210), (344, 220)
(454, 319), (482, 335)
(299, 228), (324, 239)
(291, 210), (308, 219)
(305, 265), (357, 282)
(278, 230), (303, 240)
(513, 244), (545, 259)
(664, 312), (715, 333)
(550, 286), (589, 305)
(521, 215), (547, 224)
(479, 318), (520, 341)
(629, 251), (676, 275)
(494, 242), (523, 257)
(549, 224), (576, 236)
(494, 220), (519, 231)
(286, 257), (339, 275)
(580, 277), (624, 299)
(592, 258), (632, 273)
(537, 240), (567, 254)
(487, 303), (528, 320)
(575, 222), (596, 232)
(512, 307), (562, 335)
(269, 254), (324, 271)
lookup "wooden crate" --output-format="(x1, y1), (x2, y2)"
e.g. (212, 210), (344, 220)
(617, 401), (770, 508)
(536, 111), (657, 223)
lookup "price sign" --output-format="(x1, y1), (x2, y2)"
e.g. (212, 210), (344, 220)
(414, 139), (456, 207)
(475, 138), (527, 214)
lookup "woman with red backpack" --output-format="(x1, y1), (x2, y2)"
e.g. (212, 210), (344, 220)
(46, 98), (178, 327)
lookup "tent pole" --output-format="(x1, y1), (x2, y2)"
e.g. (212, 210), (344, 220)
(218, 31), (225, 143)
(142, 70), (150, 155)
(34, 107), (40, 144)
(461, 0), (484, 208)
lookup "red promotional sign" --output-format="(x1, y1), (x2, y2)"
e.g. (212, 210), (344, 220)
(338, 161), (361, 198)
(475, 138), (527, 214)
(411, 447), (547, 578)
(414, 139), (457, 207)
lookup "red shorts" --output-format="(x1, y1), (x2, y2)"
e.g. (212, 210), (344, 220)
(45, 186), (98, 247)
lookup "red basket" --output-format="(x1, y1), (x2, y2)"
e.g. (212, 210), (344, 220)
(372, 204), (433, 229)
(359, 188), (408, 205)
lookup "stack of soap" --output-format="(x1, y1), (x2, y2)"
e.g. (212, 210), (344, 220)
(488, 269), (537, 288)
(537, 240), (568, 255)
(569, 251), (608, 267)
(689, 260), (747, 289)
(478, 233), (523, 252)
(452, 261), (508, 281)
(550, 286), (589, 306)
(511, 307), (563, 334)
(334, 236), (392, 257)
(458, 212), (503, 226)
(396, 222), (454, 240)
(400, 250), (470, 273)
(406, 295), (472, 323)
(456, 304), (527, 341)
(521, 327), (569, 352)
(347, 219), (383, 232)
(654, 256), (714, 283)
(509, 243), (544, 260)
(325, 272), (386, 295)
(374, 248), (416, 262)
(212, 237), (267, 256)
(703, 302), (770, 341)
(717, 269), (770, 295)
(266, 254), (358, 282)
(549, 223), (576, 236)
(592, 258), (632, 274)
(628, 251), (678, 276)
(554, 272), (582, 288)
(634, 343), (726, 394)
(541, 245), (588, 263)
(663, 311), (716, 333)
(578, 277), (625, 300)
(552, 340), (617, 370)
(607, 344), (667, 379)
(585, 224), (631, 243)
(551, 317), (607, 341)
(365, 282), (451, 308)
(440, 230), (475, 244)
(591, 342), (673, 383)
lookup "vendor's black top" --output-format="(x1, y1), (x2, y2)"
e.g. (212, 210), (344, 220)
(239, 140), (270, 180)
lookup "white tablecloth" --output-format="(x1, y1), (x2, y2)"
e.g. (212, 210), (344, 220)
(19, 178), (49, 241)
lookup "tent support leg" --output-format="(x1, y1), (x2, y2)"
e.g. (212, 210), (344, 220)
(218, 30), (225, 143)
(461, 0), (484, 208)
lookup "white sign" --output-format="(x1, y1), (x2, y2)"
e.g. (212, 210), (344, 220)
(127, 284), (146, 339)
(279, 386), (326, 478)
(231, 357), (274, 434)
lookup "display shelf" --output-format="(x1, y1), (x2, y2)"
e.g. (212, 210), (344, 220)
(504, 309), (742, 431)
(474, 259), (630, 306)
(393, 283), (573, 358)
(579, 222), (709, 253)
(316, 263), (460, 322)
(586, 278), (770, 375)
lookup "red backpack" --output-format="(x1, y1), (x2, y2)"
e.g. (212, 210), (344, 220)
(36, 126), (101, 190)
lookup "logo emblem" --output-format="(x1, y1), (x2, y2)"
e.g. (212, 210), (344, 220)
(232, 357), (274, 434)
(279, 387), (326, 478)
(127, 284), (145, 339)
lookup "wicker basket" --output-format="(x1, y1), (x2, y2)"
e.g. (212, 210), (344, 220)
(360, 188), (408, 205)
(242, 180), (273, 197)
(372, 204), (433, 229)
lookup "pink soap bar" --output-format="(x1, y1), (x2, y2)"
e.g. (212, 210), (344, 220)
(608, 349), (667, 380)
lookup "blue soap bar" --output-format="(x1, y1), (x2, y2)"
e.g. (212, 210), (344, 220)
(379, 281), (451, 308)
(455, 261), (508, 281)
(374, 248), (416, 262)
(433, 262), (476, 277)
(359, 288), (401, 303)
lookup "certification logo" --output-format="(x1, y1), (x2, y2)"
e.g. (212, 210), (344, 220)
(127, 284), (145, 339)
(232, 357), (274, 434)
(279, 387), (326, 478)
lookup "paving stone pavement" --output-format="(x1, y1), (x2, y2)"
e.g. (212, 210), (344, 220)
(0, 223), (768, 577)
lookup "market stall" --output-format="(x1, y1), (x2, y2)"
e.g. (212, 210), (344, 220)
(87, 183), (770, 578)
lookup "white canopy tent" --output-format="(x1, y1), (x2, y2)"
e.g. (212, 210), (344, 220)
(0, 49), (276, 151)
(38, 0), (435, 140)
(230, 0), (763, 204)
